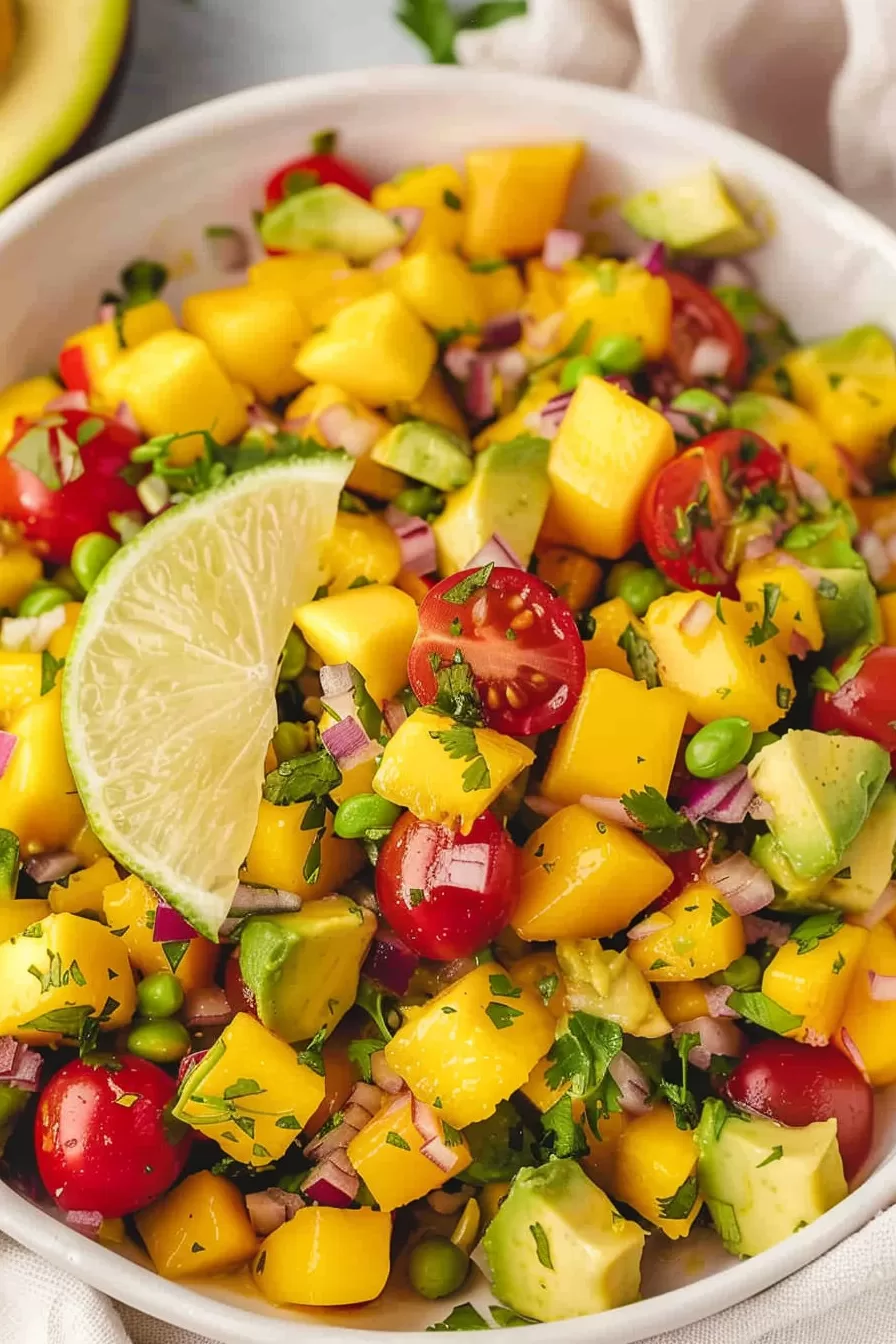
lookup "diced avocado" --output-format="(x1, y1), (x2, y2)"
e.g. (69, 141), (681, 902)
(259, 184), (403, 263)
(696, 1101), (847, 1257)
(431, 434), (550, 575)
(716, 291), (796, 376)
(483, 1159), (644, 1322)
(820, 782), (896, 914)
(748, 730), (890, 880)
(0, 1083), (28, 1155)
(238, 895), (376, 1044)
(782, 513), (862, 570)
(371, 419), (473, 491)
(751, 833), (832, 911)
(463, 1100), (534, 1186)
(0, 829), (19, 900)
(555, 939), (670, 1038)
(621, 166), (761, 257)
(813, 568), (882, 652)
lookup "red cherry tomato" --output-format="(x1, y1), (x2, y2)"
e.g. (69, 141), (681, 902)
(376, 810), (520, 961)
(655, 847), (712, 907)
(813, 646), (896, 767)
(639, 428), (792, 595)
(35, 1055), (192, 1217)
(58, 346), (91, 395)
(725, 1039), (873, 1180)
(264, 133), (371, 207)
(0, 409), (144, 564)
(225, 949), (258, 1018)
(666, 271), (748, 388)
(408, 566), (586, 736)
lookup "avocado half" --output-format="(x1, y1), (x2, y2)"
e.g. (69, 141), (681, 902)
(0, 0), (130, 209)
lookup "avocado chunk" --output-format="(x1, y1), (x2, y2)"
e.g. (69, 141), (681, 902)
(748, 730), (890, 880)
(432, 434), (550, 575)
(483, 1159), (644, 1321)
(0, 829), (19, 900)
(751, 833), (832, 911)
(781, 511), (862, 571)
(820, 782), (896, 914)
(696, 1101), (847, 1257)
(715, 291), (796, 376)
(238, 895), (376, 1044)
(556, 938), (670, 1038)
(371, 419), (473, 492)
(621, 166), (761, 257)
(812, 569), (882, 652)
(259, 184), (403, 263)
(463, 1100), (534, 1186)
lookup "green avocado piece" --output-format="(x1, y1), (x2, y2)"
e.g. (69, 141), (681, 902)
(782, 513), (862, 570)
(715, 291), (797, 377)
(0, 1083), (28, 1155)
(482, 1159), (644, 1322)
(555, 938), (669, 1037)
(431, 433), (550, 575)
(748, 730), (890, 880)
(371, 420), (473, 492)
(820, 782), (896, 914)
(696, 1102), (847, 1257)
(259, 184), (403, 263)
(621, 166), (761, 256)
(751, 833), (832, 911)
(238, 896), (376, 1044)
(463, 1100), (534, 1186)
(813, 568), (882, 652)
(0, 830), (20, 901)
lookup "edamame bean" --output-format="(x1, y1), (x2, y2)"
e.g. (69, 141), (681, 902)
(669, 388), (730, 432)
(52, 566), (85, 598)
(559, 354), (601, 392)
(334, 793), (403, 840)
(393, 484), (445, 519)
(17, 584), (70, 617)
(617, 567), (666, 617)
(408, 1236), (469, 1300)
(711, 955), (762, 992)
(593, 332), (644, 374)
(278, 628), (307, 684)
(126, 1018), (191, 1064)
(685, 717), (754, 779)
(136, 971), (185, 1020)
(605, 560), (644, 600)
(273, 720), (316, 763)
(71, 532), (120, 593)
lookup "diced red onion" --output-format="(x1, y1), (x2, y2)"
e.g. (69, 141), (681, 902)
(443, 343), (478, 382)
(319, 662), (354, 699)
(320, 714), (379, 772)
(628, 911), (673, 942)
(24, 851), (78, 884)
(183, 986), (232, 1029)
(604, 373), (635, 395)
(674, 1017), (746, 1070)
(743, 533), (776, 560)
(868, 971), (896, 1002)
(230, 883), (302, 915)
(177, 1049), (208, 1086)
(608, 1052), (653, 1115)
(65, 1210), (103, 1239)
(388, 206), (424, 241)
(839, 1027), (868, 1077)
(284, 414), (310, 434)
(303, 1160), (359, 1208)
(743, 914), (789, 947)
(678, 599), (714, 636)
(349, 1081), (385, 1115)
(0, 732), (17, 780)
(411, 1096), (442, 1143)
(327, 1146), (356, 1176)
(371, 1051), (405, 1094)
(0, 1039), (42, 1092)
(835, 446), (872, 496)
(849, 882), (896, 930)
(47, 390), (89, 412)
(304, 1120), (359, 1161)
(370, 246), (402, 273)
(382, 697), (408, 737)
(773, 552), (823, 589)
(538, 390), (573, 440)
(682, 766), (747, 822)
(465, 357), (495, 420)
(246, 1191), (289, 1236)
(466, 533), (524, 571)
(344, 1101), (375, 1130)
(363, 930), (420, 996)
(317, 404), (378, 459)
(385, 507), (437, 577)
(707, 258), (755, 289)
(151, 898), (199, 944)
(482, 313), (522, 350)
(790, 465), (831, 514)
(639, 242), (666, 275)
(789, 630), (812, 660)
(136, 475), (169, 517)
(580, 795), (642, 829)
(494, 348), (528, 390)
(663, 407), (701, 442)
(204, 226), (249, 272)
(98, 301), (119, 324)
(246, 402), (279, 434)
(0, 1038), (17, 1073)
(690, 337), (731, 380)
(857, 530), (890, 583)
(706, 853), (775, 915)
(434, 957), (477, 989)
(524, 795), (562, 817)
(542, 229), (584, 271)
(524, 311), (563, 352)
(421, 1135), (457, 1173)
(704, 984), (740, 1019)
(747, 795), (776, 821)
(703, 774), (757, 826)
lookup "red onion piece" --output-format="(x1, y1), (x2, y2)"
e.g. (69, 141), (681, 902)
(385, 507), (437, 577)
(183, 985), (232, 1029)
(303, 1160), (359, 1208)
(319, 662), (354, 699)
(539, 390), (573, 439)
(204, 226), (249, 272)
(604, 373), (635, 395)
(382, 697), (408, 737)
(443, 343), (478, 382)
(151, 899), (199, 944)
(114, 401), (141, 434)
(466, 533), (524, 571)
(662, 407), (701, 442)
(47, 390), (89, 412)
(790, 466), (831, 514)
(0, 1039), (42, 1092)
(494, 348), (528, 390)
(747, 795), (776, 821)
(318, 404), (379, 459)
(481, 313), (522, 350)
(857, 530), (890, 583)
(388, 206), (424, 241)
(639, 241), (666, 276)
(743, 533), (776, 561)
(363, 930), (420, 997)
(608, 1052), (653, 1115)
(420, 1135), (457, 1173)
(0, 1038), (17, 1073)
(177, 1049), (208, 1086)
(703, 774), (757, 826)
(283, 414), (310, 434)
(65, 1210), (103, 1239)
(465, 357), (495, 420)
(98, 301), (119, 324)
(246, 402), (279, 434)
(327, 1146), (356, 1176)
(850, 882), (896, 930)
(839, 1027), (868, 1077)
(580, 795), (641, 829)
(246, 1191), (289, 1236)
(411, 1096), (442, 1143)
(349, 1081), (385, 1115)
(24, 851), (78, 884)
(304, 1119), (359, 1161)
(682, 766), (747, 822)
(674, 1016), (746, 1070)
(690, 337), (731, 380)
(370, 246), (402, 273)
(706, 853), (775, 915)
(371, 1051), (405, 1095)
(320, 714), (379, 772)
(789, 630), (812, 660)
(743, 914), (789, 947)
(0, 731), (17, 778)
(344, 1101), (375, 1130)
(835, 446), (872, 496)
(229, 883), (302, 915)
(868, 971), (896, 1002)
(773, 552), (823, 588)
(524, 311), (563, 352)
(628, 911), (673, 942)
(704, 984), (740, 1019)
(678, 599), (714, 636)
(524, 795), (563, 818)
(542, 229), (584, 271)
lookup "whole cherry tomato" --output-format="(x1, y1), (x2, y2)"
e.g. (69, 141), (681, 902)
(408, 566), (585, 736)
(264, 131), (372, 207)
(666, 271), (749, 388)
(639, 428), (794, 595)
(224, 949), (258, 1018)
(812, 646), (896, 767)
(376, 810), (520, 961)
(726, 1038), (873, 1180)
(0, 409), (144, 563)
(35, 1055), (192, 1217)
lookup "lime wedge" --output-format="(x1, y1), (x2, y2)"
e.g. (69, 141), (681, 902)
(62, 455), (351, 939)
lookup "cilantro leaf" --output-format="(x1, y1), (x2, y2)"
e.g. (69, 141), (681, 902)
(745, 582), (781, 647)
(617, 623), (661, 688)
(428, 722), (491, 792)
(789, 909), (843, 955)
(262, 748), (341, 806)
(441, 562), (494, 605)
(657, 1170), (699, 1220)
(727, 990), (804, 1036)
(296, 1026), (327, 1076)
(529, 1222), (553, 1269)
(658, 1031), (699, 1130)
(427, 1302), (490, 1331)
(545, 1012), (623, 1128)
(485, 1001), (523, 1030)
(620, 786), (707, 852)
(397, 0), (527, 65)
(40, 650), (64, 696)
(539, 1093), (588, 1159)
(757, 1144), (784, 1168)
(488, 973), (521, 999)
(347, 1037), (385, 1083)
(433, 651), (484, 726)
(355, 979), (396, 1042)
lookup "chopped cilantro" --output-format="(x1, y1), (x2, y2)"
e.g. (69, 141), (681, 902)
(40, 650), (64, 696)
(443, 188), (462, 210)
(658, 1170), (699, 1220)
(728, 990), (803, 1036)
(433, 651), (484, 726)
(385, 1131), (411, 1151)
(710, 900), (731, 926)
(485, 1001), (523, 1030)
(428, 722), (491, 791)
(789, 909), (843, 955)
(441, 562), (493, 605)
(539, 1093), (587, 1160)
(263, 748), (341, 806)
(537, 973), (559, 1005)
(745, 582), (781, 647)
(529, 1222), (553, 1269)
(488, 972), (521, 999)
(757, 1145), (784, 1168)
(620, 786), (707, 851)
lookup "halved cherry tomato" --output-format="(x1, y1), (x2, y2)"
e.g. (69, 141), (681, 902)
(224, 948), (258, 1018)
(666, 271), (748, 389)
(408, 566), (585, 736)
(0, 408), (144, 563)
(35, 1054), (192, 1217)
(376, 809), (520, 962)
(639, 428), (792, 595)
(725, 1038), (874, 1180)
(813, 646), (896, 767)
(264, 131), (372, 207)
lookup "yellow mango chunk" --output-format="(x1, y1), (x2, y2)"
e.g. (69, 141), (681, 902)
(295, 291), (436, 407)
(321, 512), (401, 593)
(308, 269), (383, 329)
(561, 260), (672, 361)
(348, 1092), (472, 1211)
(548, 376), (676, 558)
(584, 598), (644, 677)
(0, 684), (85, 853)
(836, 921), (896, 1085)
(463, 143), (583, 258)
(541, 669), (688, 806)
(285, 382), (403, 501)
(248, 251), (349, 317)
(472, 262), (526, 321)
(69, 821), (108, 867)
(0, 548), (42, 609)
(392, 369), (467, 436)
(46, 602), (82, 660)
(136, 1172), (257, 1280)
(880, 592), (896, 646)
(628, 883), (746, 982)
(0, 651), (41, 725)
(536, 547), (602, 612)
(736, 558), (824, 656)
(474, 378), (558, 451)
(515, 805), (672, 941)
(49, 856), (118, 917)
(384, 962), (555, 1128)
(120, 299), (179, 349)
(0, 376), (60, 452)
(373, 164), (466, 255)
(390, 248), (484, 333)
(242, 798), (363, 900)
(62, 303), (178, 396)
(173, 1012), (325, 1165)
(612, 1105), (702, 1239)
(102, 875), (220, 992)
(509, 951), (565, 1018)
(658, 980), (710, 1026)
(732, 393), (848, 498)
(0, 899), (50, 942)
(253, 1207), (391, 1306)
(580, 1106), (628, 1191)
(644, 592), (796, 732)
(295, 583), (418, 704)
(182, 286), (308, 403)
(373, 708), (534, 834)
(762, 922), (868, 1046)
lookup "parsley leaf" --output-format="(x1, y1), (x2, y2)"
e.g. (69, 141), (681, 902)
(545, 1012), (623, 1129)
(347, 1037), (385, 1083)
(529, 1222), (553, 1269)
(40, 650), (64, 696)
(441, 562), (494, 605)
(745, 582), (781, 647)
(433, 651), (484, 726)
(620, 786), (707, 852)
(485, 1001), (523, 1030)
(658, 1170), (699, 1220)
(398, 0), (528, 66)
(727, 990), (804, 1036)
(617, 623), (661, 688)
(427, 1302), (490, 1331)
(789, 909), (843, 955)
(263, 748), (341, 806)
(428, 722), (491, 792)
(539, 1093), (588, 1159)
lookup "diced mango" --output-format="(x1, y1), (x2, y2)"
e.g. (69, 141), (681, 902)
(612, 1105), (702, 1239)
(536, 547), (602, 612)
(509, 951), (565, 1018)
(392, 369), (467, 436)
(373, 708), (534, 834)
(248, 251), (350, 317)
(835, 921), (896, 1085)
(384, 962), (555, 1128)
(561, 260), (672, 362)
(295, 291), (436, 407)
(49, 856), (119, 917)
(69, 821), (108, 867)
(644, 592), (796, 732)
(390, 249), (484, 333)
(541, 669), (688, 805)
(463, 143), (583, 258)
(102, 875), (220, 991)
(580, 1106), (628, 1192)
(347, 1091), (471, 1211)
(182, 286), (308, 403)
(136, 1172), (258, 1280)
(628, 883), (746, 982)
(253, 1207), (391, 1306)
(0, 684), (85, 853)
(0, 548), (42, 610)
(0, 899), (50, 942)
(46, 601), (82, 659)
(810, 375), (896, 465)
(285, 383), (403, 501)
(657, 981), (710, 1026)
(736, 558), (824, 656)
(320, 512), (402, 592)
(373, 164), (466, 255)
(242, 798), (363, 900)
(0, 651), (41, 726)
(61, 303), (177, 395)
(520, 1055), (569, 1113)
(584, 598), (644, 678)
(731, 392), (848, 498)
(474, 379), (558, 452)
(880, 593), (896, 646)
(294, 583), (418, 704)
(472, 262), (526, 322)
(762, 922), (868, 1046)
(0, 376), (60, 452)
(120, 299), (179, 348)
(308, 269), (383, 329)
(548, 376), (676, 558)
(515, 805), (673, 941)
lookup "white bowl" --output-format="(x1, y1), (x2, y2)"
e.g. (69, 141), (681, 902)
(2, 63), (896, 1343)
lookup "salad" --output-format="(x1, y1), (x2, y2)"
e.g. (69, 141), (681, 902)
(0, 129), (894, 1329)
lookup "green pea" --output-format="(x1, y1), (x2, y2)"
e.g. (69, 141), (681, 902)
(617, 568), (666, 617)
(278, 628), (307, 684)
(605, 560), (644, 600)
(273, 720), (316, 763)
(746, 731), (778, 763)
(52, 566), (85, 599)
(593, 332), (644, 374)
(685, 717), (754, 779)
(136, 972), (185, 1020)
(711, 955), (762, 992)
(334, 793), (403, 840)
(126, 1018), (191, 1064)
(393, 484), (445, 519)
(559, 354), (601, 392)
(71, 532), (120, 593)
(669, 388), (730, 431)
(17, 584), (71, 617)
(408, 1236), (469, 1300)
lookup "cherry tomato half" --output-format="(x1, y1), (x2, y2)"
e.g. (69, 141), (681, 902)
(813, 646), (896, 767)
(639, 428), (792, 595)
(35, 1055), (192, 1217)
(725, 1038), (873, 1181)
(666, 271), (748, 389)
(224, 949), (258, 1018)
(0, 409), (144, 563)
(264, 132), (372, 207)
(376, 809), (520, 961)
(408, 566), (586, 736)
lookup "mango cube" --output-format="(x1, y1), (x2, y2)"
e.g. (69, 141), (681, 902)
(248, 251), (349, 316)
(536, 547), (603, 613)
(49, 856), (119, 917)
(253, 1207), (391, 1306)
(836, 921), (896, 1085)
(373, 164), (466, 255)
(307, 269), (384, 329)
(102, 875), (220, 992)
(584, 598), (644, 678)
(347, 1091), (472, 1211)
(285, 382), (403, 501)
(736, 557), (824, 656)
(294, 583), (418, 705)
(762, 922), (868, 1046)
(0, 547), (42, 609)
(0, 899), (50, 943)
(612, 1105), (702, 1239)
(0, 376), (60, 451)
(182, 285), (308, 403)
(472, 263), (526, 322)
(628, 882), (746, 982)
(657, 980), (710, 1026)
(561, 260), (672, 361)
(242, 798), (363, 900)
(463, 143), (583, 258)
(321, 512), (402, 593)
(295, 291), (436, 406)
(0, 652), (41, 726)
(0, 684), (85, 852)
(390, 249), (484, 333)
(136, 1172), (257, 1280)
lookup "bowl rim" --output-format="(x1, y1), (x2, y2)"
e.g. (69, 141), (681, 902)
(2, 61), (896, 1341)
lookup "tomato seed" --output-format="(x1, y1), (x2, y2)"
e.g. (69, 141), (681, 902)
(472, 594), (488, 626)
(509, 609), (535, 631)
(505, 683), (527, 709)
(507, 594), (525, 612)
(530, 671), (548, 687)
(486, 685), (502, 710)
